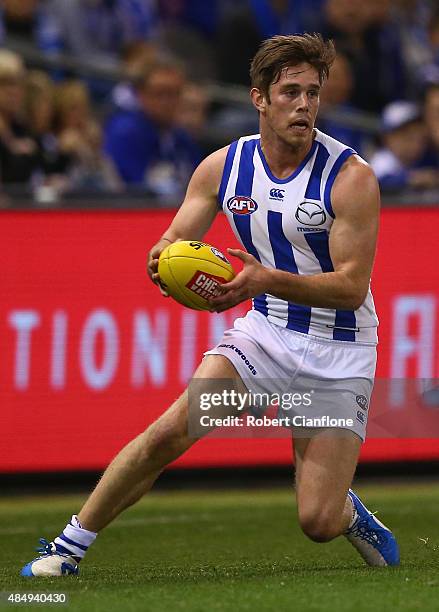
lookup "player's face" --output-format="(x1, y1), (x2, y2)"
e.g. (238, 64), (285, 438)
(255, 63), (321, 149)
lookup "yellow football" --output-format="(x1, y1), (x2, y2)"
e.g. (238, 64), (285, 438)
(157, 240), (235, 310)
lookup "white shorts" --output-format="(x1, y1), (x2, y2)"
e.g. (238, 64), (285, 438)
(204, 310), (377, 441)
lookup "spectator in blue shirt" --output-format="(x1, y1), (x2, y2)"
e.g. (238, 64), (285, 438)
(0, 0), (62, 56)
(157, 0), (220, 39)
(321, 0), (406, 112)
(420, 6), (439, 86)
(44, 0), (158, 62)
(104, 60), (201, 198)
(370, 100), (439, 192)
(423, 81), (439, 165)
(216, 0), (327, 87)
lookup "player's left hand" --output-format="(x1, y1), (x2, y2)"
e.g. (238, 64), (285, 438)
(208, 248), (269, 312)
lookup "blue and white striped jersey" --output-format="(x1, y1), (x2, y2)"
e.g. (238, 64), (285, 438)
(218, 129), (378, 344)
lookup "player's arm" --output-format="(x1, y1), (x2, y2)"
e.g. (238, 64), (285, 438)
(210, 156), (379, 312)
(147, 146), (228, 288)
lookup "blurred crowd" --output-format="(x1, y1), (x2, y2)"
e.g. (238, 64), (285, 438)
(1, 0), (439, 203)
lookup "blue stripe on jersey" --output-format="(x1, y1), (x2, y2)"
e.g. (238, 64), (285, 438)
(323, 148), (355, 218)
(235, 139), (258, 194)
(257, 139), (318, 184)
(333, 311), (357, 341)
(253, 294), (268, 313)
(304, 230), (333, 273)
(304, 230), (356, 342)
(233, 139), (268, 316)
(268, 210), (311, 333)
(218, 140), (238, 208)
(304, 142), (330, 200)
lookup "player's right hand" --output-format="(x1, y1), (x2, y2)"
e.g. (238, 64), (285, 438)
(147, 239), (171, 296)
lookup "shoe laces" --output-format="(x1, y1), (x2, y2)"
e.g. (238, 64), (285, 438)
(347, 517), (384, 548)
(36, 538), (57, 555)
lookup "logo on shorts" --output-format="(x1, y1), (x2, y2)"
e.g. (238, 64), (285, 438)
(356, 410), (365, 424)
(217, 343), (257, 375)
(269, 188), (285, 201)
(295, 201), (326, 226)
(210, 246), (230, 264)
(227, 196), (258, 215)
(356, 395), (368, 411)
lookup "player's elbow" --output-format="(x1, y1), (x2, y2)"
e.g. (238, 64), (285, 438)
(336, 273), (369, 310)
(344, 287), (368, 311)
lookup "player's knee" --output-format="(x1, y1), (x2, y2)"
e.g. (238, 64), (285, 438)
(298, 507), (339, 543)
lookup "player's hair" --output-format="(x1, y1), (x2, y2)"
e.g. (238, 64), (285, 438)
(250, 33), (336, 101)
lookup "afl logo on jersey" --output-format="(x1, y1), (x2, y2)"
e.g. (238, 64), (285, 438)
(227, 196), (258, 215)
(295, 201), (327, 226)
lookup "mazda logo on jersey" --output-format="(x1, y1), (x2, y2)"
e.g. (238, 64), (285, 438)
(295, 201), (327, 226)
(227, 196), (258, 215)
(269, 188), (285, 200)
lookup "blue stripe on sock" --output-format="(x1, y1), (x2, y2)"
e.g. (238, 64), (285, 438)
(58, 534), (88, 551)
(54, 542), (78, 556)
(267, 210), (311, 333)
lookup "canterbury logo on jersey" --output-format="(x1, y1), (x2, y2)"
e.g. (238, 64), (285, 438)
(227, 196), (258, 215)
(269, 188), (285, 200)
(295, 201), (327, 226)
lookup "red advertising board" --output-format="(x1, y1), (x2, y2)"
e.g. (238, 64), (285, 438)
(1, 207), (439, 472)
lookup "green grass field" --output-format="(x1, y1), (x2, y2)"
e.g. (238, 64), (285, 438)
(0, 483), (438, 611)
